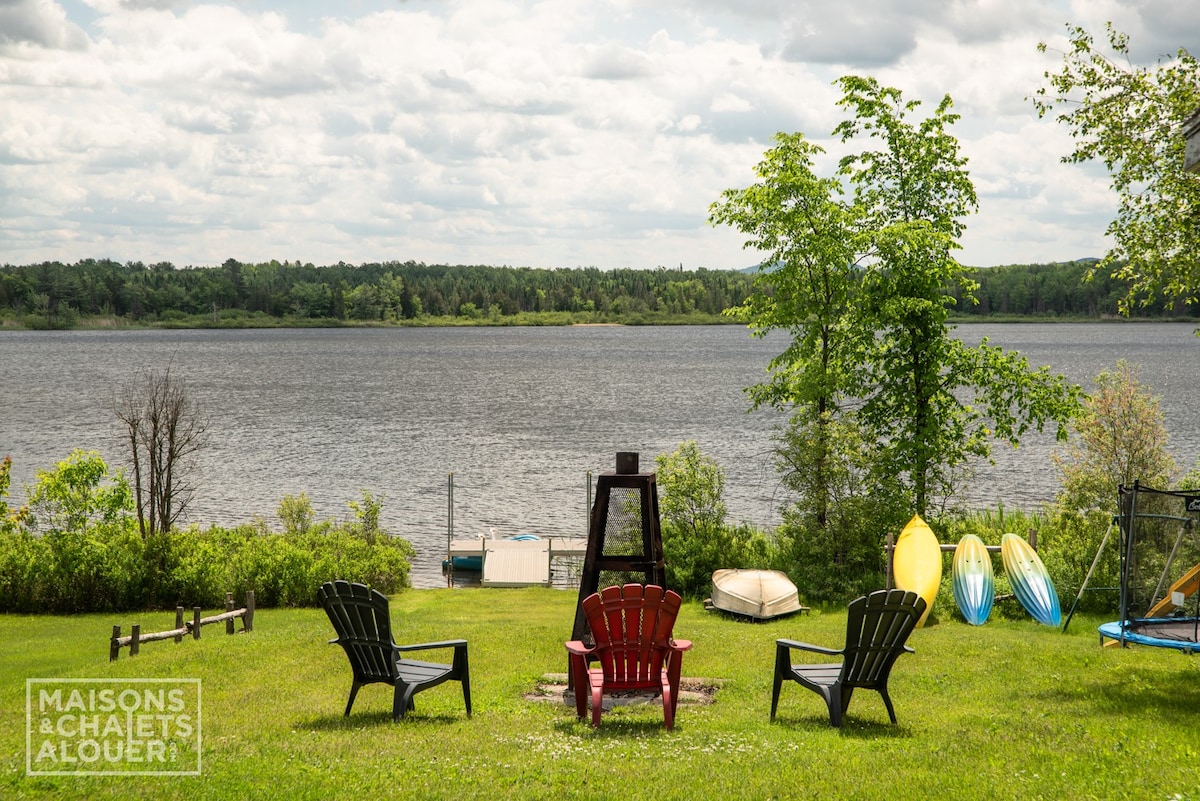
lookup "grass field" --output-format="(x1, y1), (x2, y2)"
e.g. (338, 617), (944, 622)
(3, 588), (1198, 800)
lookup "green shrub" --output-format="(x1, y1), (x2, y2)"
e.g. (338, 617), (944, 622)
(44, 523), (148, 612)
(232, 532), (316, 607)
(0, 468), (414, 612)
(771, 500), (890, 606)
(1037, 508), (1120, 615)
(0, 531), (52, 612)
(765, 416), (902, 606)
(164, 525), (245, 609)
(661, 519), (773, 599)
(1053, 360), (1176, 512)
(302, 529), (414, 593)
(656, 442), (774, 598)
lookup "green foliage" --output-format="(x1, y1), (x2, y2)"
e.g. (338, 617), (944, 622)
(0, 461), (412, 612)
(833, 76), (1082, 514)
(277, 491), (316, 535)
(1053, 360), (1177, 513)
(1034, 24), (1200, 312)
(1037, 508), (1120, 616)
(160, 495), (414, 609)
(711, 75), (1083, 573)
(709, 131), (859, 420)
(0, 259), (758, 327)
(346, 490), (384, 545)
(1043, 361), (1184, 615)
(773, 510), (887, 605)
(656, 441), (727, 536)
(952, 261), (1199, 318)
(769, 417), (896, 604)
(0, 451), (146, 611)
(655, 442), (771, 598)
(23, 450), (134, 536)
(0, 455), (30, 535)
(166, 526), (244, 609)
(2, 256), (1191, 328)
(0, 528), (50, 611)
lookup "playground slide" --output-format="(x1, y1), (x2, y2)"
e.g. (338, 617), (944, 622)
(1147, 563), (1200, 617)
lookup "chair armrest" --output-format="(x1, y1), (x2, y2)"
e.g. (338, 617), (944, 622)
(776, 638), (842, 657)
(395, 639), (468, 653)
(669, 639), (693, 652)
(565, 640), (595, 657)
(902, 645), (915, 654)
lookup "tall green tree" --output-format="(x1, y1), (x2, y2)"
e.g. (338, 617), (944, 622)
(1033, 24), (1200, 312)
(713, 76), (1083, 521)
(709, 132), (862, 527)
(835, 76), (981, 513)
(836, 76), (1082, 514)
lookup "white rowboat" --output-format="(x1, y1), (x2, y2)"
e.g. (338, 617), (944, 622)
(709, 569), (805, 620)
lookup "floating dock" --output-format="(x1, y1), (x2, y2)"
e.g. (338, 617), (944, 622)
(446, 536), (588, 588)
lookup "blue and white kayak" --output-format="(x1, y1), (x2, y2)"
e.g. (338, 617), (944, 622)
(952, 534), (994, 626)
(1001, 533), (1061, 627)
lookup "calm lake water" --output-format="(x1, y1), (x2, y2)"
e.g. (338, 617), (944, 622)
(3, 322), (1198, 587)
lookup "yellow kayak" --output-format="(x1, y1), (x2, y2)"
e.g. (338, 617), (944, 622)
(893, 514), (942, 626)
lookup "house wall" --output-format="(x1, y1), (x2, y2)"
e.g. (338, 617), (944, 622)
(1185, 109), (1200, 173)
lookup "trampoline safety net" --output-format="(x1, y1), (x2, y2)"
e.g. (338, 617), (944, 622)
(1108, 482), (1200, 650)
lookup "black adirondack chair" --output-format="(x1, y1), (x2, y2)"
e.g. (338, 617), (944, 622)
(318, 580), (471, 720)
(770, 588), (926, 727)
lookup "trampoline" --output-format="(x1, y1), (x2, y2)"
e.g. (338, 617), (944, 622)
(1098, 618), (1200, 652)
(1094, 483), (1200, 652)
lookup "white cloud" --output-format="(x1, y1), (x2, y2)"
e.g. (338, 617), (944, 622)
(0, 0), (1188, 269)
(0, 0), (89, 48)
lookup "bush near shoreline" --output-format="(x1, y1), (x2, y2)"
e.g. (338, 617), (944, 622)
(0, 453), (413, 614)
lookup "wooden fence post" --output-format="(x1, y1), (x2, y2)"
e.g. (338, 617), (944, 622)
(244, 590), (255, 632)
(108, 592), (255, 659)
(885, 531), (894, 590)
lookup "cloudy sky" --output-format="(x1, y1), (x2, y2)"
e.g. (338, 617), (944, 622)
(1, 0), (1196, 271)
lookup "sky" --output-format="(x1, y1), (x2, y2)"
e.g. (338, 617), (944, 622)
(1, 0), (1197, 271)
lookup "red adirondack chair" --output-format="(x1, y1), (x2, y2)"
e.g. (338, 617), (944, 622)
(565, 583), (692, 729)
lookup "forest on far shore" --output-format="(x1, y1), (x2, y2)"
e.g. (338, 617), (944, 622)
(1, 257), (1196, 329)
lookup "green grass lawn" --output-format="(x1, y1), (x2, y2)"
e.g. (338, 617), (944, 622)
(3, 588), (1198, 800)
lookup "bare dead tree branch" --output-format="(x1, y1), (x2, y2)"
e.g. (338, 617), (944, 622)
(114, 364), (208, 539)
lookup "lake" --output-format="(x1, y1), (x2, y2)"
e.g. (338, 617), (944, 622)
(2, 322), (1197, 587)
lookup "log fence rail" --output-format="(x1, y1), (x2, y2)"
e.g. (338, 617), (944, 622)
(109, 591), (254, 661)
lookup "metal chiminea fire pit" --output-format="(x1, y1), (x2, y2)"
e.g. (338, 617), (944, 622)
(570, 452), (667, 644)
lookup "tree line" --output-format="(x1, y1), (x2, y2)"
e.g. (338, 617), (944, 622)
(1, 257), (1194, 329)
(954, 259), (1199, 319)
(0, 259), (755, 327)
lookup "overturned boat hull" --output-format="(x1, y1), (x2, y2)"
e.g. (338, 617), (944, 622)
(710, 569), (803, 620)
